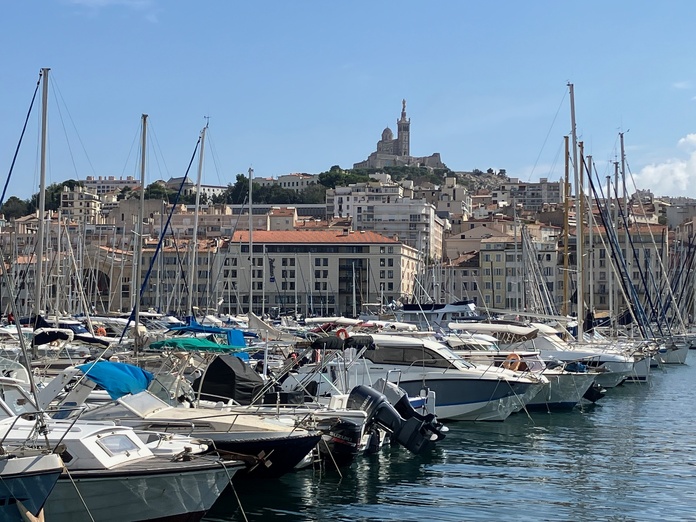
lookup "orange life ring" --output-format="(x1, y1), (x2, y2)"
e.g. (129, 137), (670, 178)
(96, 326), (107, 337)
(502, 353), (522, 372)
(336, 328), (349, 340)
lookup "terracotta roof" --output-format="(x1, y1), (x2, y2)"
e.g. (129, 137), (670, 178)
(229, 230), (399, 244)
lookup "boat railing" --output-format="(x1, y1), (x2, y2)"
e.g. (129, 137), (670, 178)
(382, 369), (402, 388)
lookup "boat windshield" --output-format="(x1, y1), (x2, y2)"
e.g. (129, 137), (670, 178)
(0, 383), (36, 417)
(119, 391), (171, 417)
(363, 345), (457, 369)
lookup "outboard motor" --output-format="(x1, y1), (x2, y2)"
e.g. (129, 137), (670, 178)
(347, 384), (447, 455)
(583, 381), (607, 403)
(317, 418), (363, 467)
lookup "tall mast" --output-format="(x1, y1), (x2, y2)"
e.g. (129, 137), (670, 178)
(569, 83), (583, 341)
(34, 68), (50, 328)
(620, 132), (630, 324)
(613, 160), (620, 326)
(587, 154), (594, 316)
(562, 135), (570, 316)
(607, 174), (614, 334)
(248, 167), (254, 315)
(187, 123), (207, 318)
(134, 113), (147, 354)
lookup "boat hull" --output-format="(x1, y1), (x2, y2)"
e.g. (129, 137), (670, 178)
(44, 458), (237, 522)
(526, 371), (596, 411)
(0, 453), (63, 521)
(397, 377), (538, 422)
(209, 432), (322, 479)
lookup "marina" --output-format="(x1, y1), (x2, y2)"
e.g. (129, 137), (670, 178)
(4, 4), (696, 521)
(205, 352), (696, 521)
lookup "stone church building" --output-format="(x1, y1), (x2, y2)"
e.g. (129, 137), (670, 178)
(354, 100), (445, 169)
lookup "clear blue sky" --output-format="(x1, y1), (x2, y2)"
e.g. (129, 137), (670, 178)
(3, 1), (696, 201)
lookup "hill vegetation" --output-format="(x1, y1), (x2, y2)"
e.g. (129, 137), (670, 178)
(0, 165), (509, 219)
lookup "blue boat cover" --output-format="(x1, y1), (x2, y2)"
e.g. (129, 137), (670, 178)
(76, 361), (155, 400)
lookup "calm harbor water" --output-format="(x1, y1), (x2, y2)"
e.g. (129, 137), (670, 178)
(205, 353), (696, 521)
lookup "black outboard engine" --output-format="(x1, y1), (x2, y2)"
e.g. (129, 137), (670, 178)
(583, 381), (607, 403)
(346, 384), (447, 455)
(317, 418), (363, 467)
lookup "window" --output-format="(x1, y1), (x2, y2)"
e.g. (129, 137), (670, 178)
(315, 270), (321, 279)
(388, 259), (394, 267)
(363, 346), (454, 369)
(387, 270), (394, 279)
(97, 435), (140, 457)
(380, 270), (385, 279)
(315, 258), (321, 266)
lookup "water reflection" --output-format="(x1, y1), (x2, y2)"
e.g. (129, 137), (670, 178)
(206, 355), (696, 521)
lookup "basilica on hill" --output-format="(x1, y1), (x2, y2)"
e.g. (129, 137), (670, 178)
(353, 99), (446, 169)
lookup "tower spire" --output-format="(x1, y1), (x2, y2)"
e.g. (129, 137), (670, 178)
(401, 99), (407, 120)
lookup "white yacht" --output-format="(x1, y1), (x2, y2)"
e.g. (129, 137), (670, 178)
(281, 333), (547, 421)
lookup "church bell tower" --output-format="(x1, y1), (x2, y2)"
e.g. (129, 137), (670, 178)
(396, 99), (410, 157)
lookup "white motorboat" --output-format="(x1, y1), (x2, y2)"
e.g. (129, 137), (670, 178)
(0, 377), (245, 522)
(451, 322), (636, 389)
(281, 333), (547, 421)
(449, 347), (598, 411)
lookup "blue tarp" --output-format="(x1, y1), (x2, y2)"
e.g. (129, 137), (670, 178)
(76, 361), (154, 400)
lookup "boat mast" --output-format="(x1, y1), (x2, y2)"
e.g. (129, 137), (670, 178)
(607, 173), (614, 334)
(187, 123), (207, 318)
(562, 135), (570, 316)
(569, 83), (583, 341)
(248, 167), (254, 315)
(134, 113), (147, 354)
(34, 68), (50, 332)
(620, 132), (630, 332)
(587, 155), (594, 317)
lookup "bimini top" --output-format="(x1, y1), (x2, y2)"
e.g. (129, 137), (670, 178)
(149, 336), (248, 355)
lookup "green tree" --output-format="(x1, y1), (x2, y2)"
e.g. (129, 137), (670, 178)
(28, 180), (84, 212)
(144, 182), (172, 201)
(300, 184), (327, 204)
(0, 196), (29, 219)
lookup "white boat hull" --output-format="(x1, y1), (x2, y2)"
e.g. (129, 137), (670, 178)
(0, 453), (63, 522)
(526, 371), (597, 410)
(654, 343), (689, 365)
(44, 459), (236, 522)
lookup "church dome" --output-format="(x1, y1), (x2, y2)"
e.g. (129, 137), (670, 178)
(381, 127), (394, 141)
